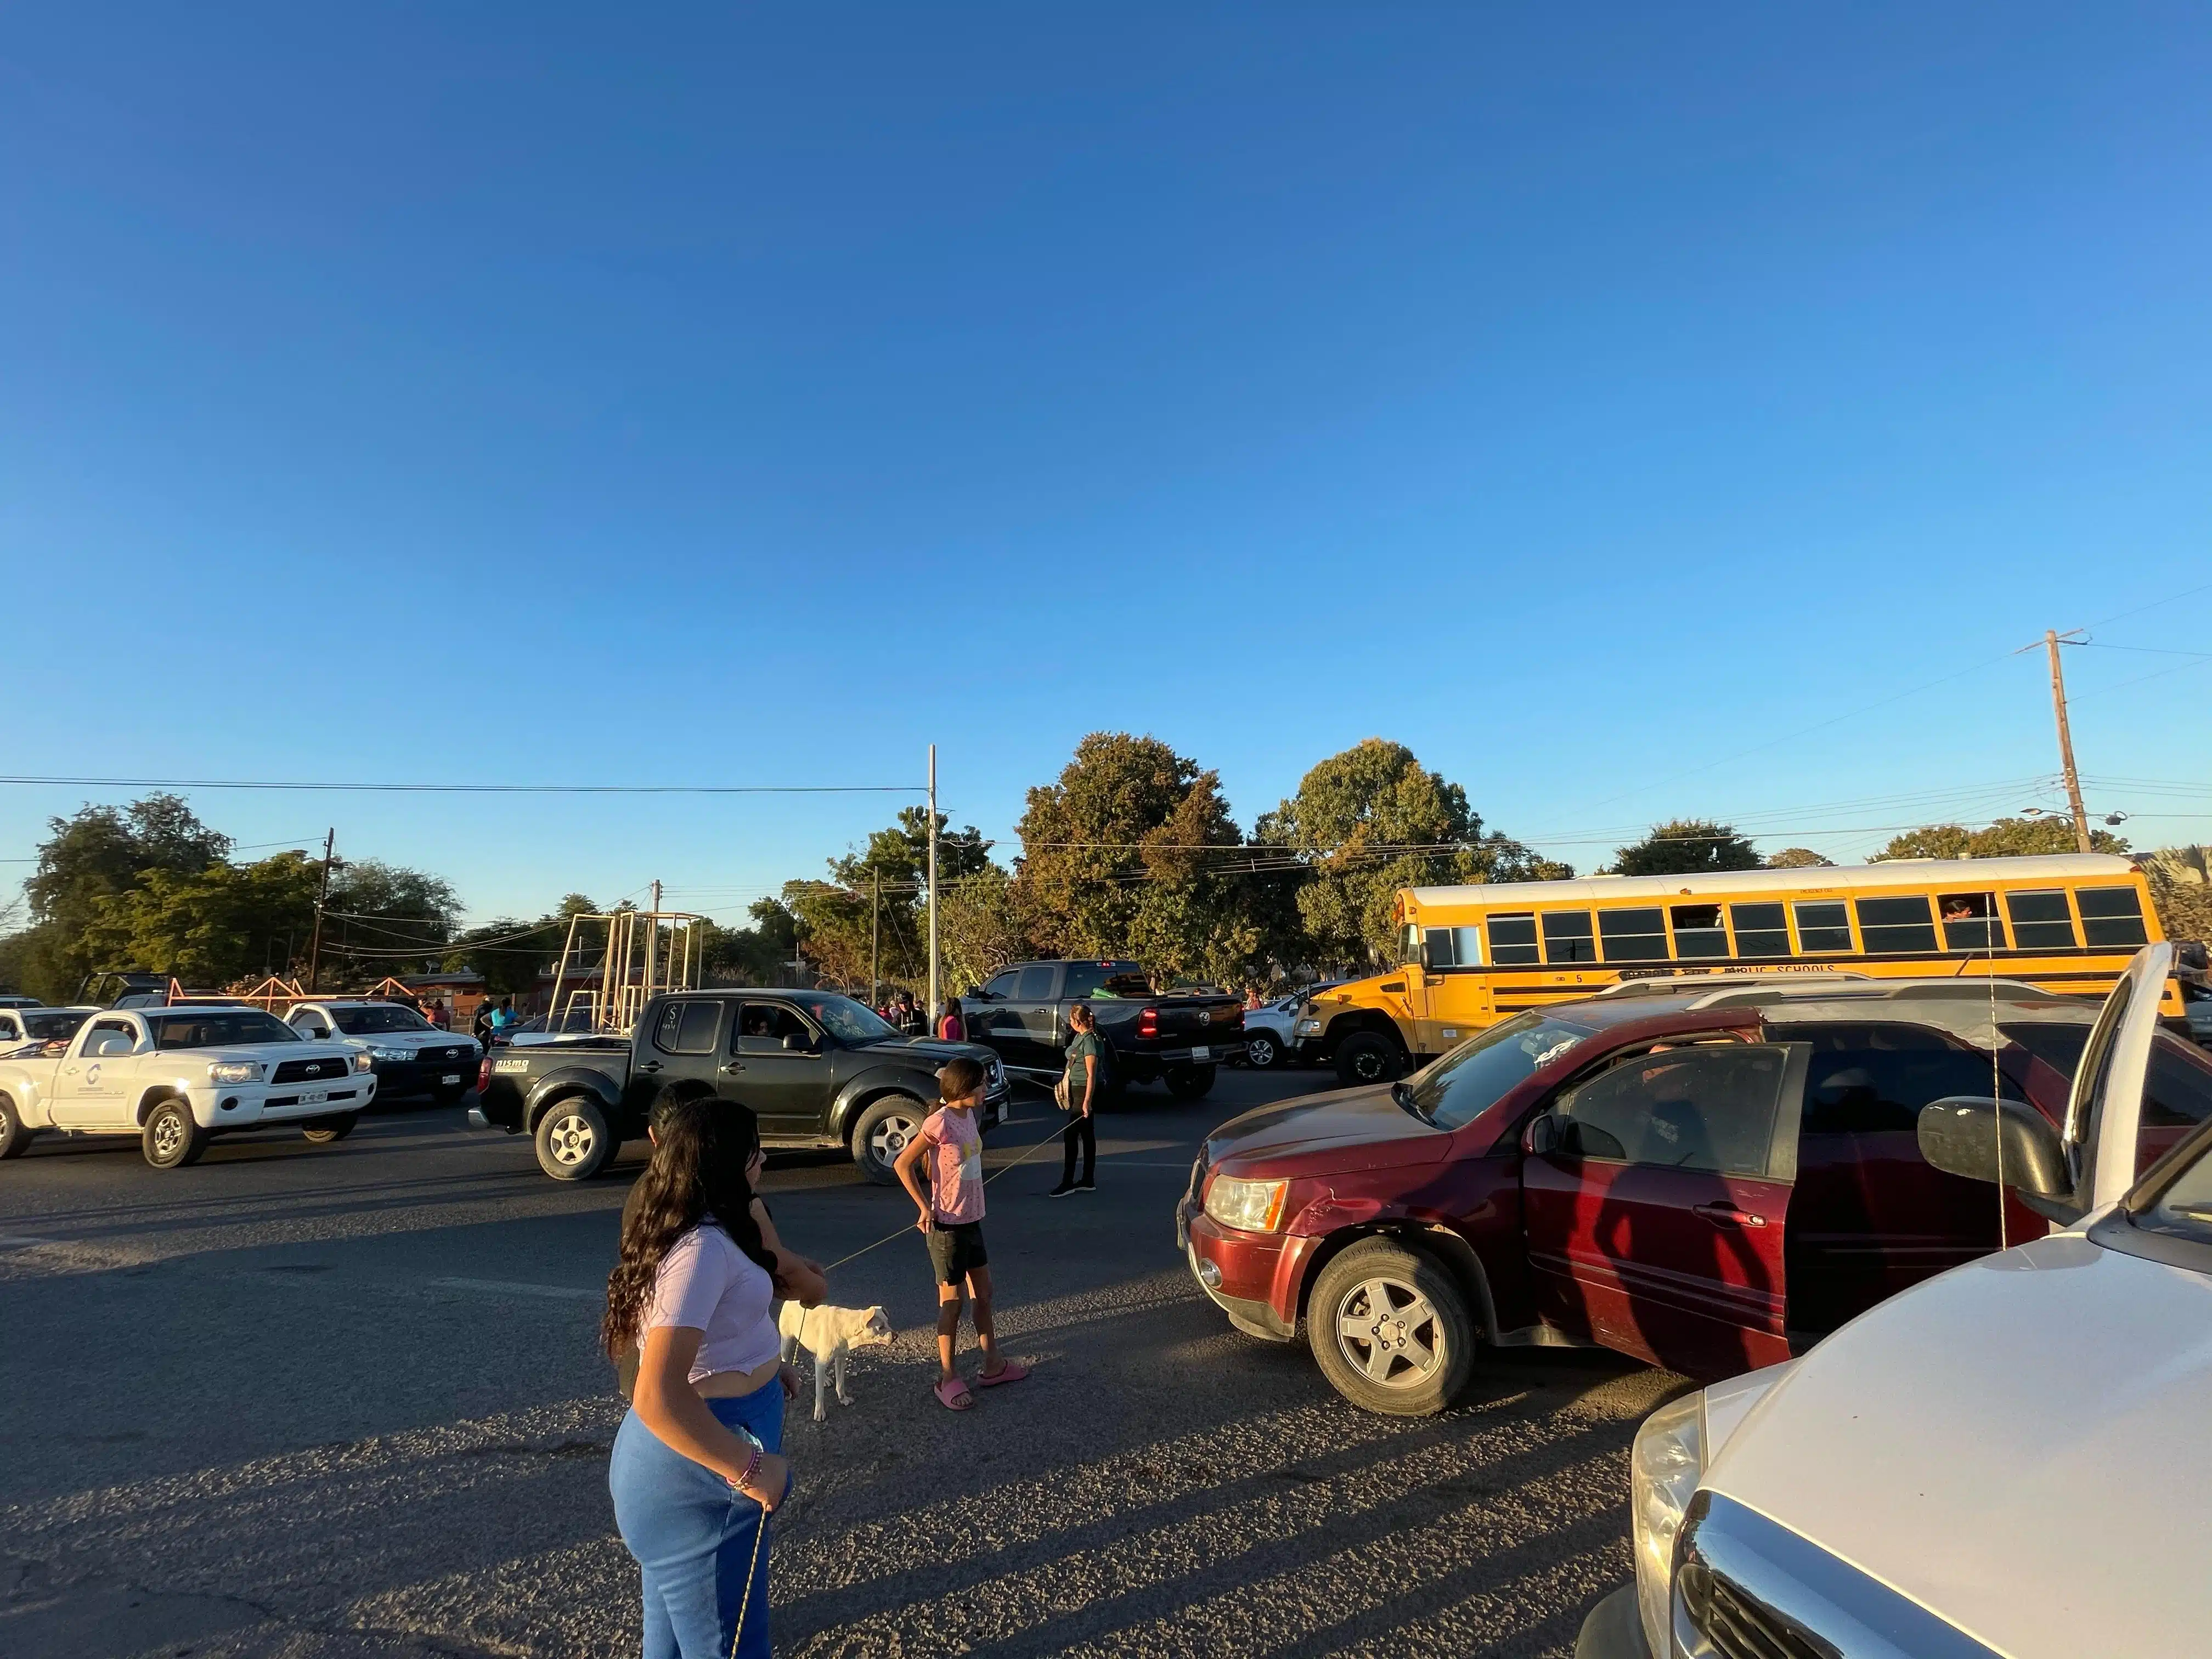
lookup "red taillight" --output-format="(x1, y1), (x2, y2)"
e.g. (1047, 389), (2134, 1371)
(477, 1054), (493, 1092)
(1138, 1006), (1159, 1039)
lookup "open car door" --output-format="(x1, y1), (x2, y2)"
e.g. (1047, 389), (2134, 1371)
(2065, 941), (2176, 1214)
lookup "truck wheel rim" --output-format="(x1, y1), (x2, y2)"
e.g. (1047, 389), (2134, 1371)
(1334, 1276), (1443, 1389)
(1351, 1046), (1386, 1081)
(1250, 1037), (1274, 1065)
(870, 1114), (917, 1161)
(153, 1113), (183, 1159)
(548, 1113), (596, 1166)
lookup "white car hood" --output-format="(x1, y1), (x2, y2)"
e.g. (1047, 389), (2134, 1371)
(1704, 1229), (2212, 1658)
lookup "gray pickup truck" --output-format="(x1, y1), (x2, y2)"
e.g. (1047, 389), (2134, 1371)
(469, 986), (1008, 1184)
(960, 959), (1244, 1100)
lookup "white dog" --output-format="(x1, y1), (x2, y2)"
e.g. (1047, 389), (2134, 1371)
(778, 1302), (893, 1422)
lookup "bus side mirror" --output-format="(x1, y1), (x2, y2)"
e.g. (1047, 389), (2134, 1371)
(1523, 1112), (1560, 1158)
(1916, 1097), (2078, 1221)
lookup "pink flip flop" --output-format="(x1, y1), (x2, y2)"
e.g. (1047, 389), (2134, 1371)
(934, 1376), (975, 1411)
(976, 1360), (1029, 1389)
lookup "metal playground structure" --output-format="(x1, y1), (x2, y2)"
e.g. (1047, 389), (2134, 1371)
(543, 907), (711, 1036)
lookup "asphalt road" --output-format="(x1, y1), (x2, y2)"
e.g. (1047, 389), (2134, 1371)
(0, 1067), (1678, 1658)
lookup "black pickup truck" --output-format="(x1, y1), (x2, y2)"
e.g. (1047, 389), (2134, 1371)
(959, 960), (1244, 1100)
(469, 987), (1008, 1184)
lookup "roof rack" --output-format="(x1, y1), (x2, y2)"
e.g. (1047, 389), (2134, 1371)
(1593, 971), (1874, 997)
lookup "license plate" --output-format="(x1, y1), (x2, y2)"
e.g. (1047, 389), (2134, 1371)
(302, 1090), (328, 1105)
(440, 1074), (461, 1085)
(1190, 1045), (1210, 1062)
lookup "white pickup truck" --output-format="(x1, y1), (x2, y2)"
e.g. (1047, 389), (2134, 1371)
(0, 1003), (376, 1168)
(1577, 941), (2212, 1659)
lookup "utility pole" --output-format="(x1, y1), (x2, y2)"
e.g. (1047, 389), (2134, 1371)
(645, 878), (662, 1001)
(2044, 630), (2094, 853)
(306, 828), (336, 991)
(927, 744), (940, 1026)
(870, 867), (882, 1012)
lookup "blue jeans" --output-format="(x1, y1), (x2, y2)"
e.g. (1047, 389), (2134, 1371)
(609, 1386), (785, 1659)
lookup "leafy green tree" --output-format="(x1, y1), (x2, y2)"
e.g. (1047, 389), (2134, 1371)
(1613, 820), (1764, 877)
(319, 859), (461, 981)
(1765, 847), (1835, 869)
(12, 795), (234, 996)
(703, 898), (803, 986)
(79, 851), (322, 988)
(1875, 816), (2129, 861)
(786, 809), (1001, 995)
(444, 893), (599, 997)
(1016, 732), (1278, 986)
(1255, 738), (1570, 967)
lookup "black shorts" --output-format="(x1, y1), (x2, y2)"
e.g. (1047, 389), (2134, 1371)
(925, 1220), (989, 1285)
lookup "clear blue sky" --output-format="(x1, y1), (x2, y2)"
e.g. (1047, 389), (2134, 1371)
(4, 4), (2209, 929)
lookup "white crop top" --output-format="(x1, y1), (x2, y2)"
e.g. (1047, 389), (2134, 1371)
(644, 1220), (781, 1381)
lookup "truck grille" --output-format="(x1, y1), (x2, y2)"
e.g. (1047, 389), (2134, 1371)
(273, 1057), (350, 1084)
(419, 1045), (471, 1064)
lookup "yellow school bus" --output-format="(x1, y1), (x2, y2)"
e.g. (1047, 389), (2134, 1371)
(1295, 853), (2172, 1086)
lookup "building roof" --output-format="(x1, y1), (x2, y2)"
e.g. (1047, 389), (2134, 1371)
(1407, 853), (2140, 910)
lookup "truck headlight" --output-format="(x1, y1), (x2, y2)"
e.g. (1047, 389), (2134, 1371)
(1203, 1175), (1287, 1232)
(354, 1052), (377, 1071)
(1295, 1018), (1320, 1035)
(208, 1062), (261, 1085)
(1632, 1390), (1705, 1659)
(368, 1046), (411, 1062)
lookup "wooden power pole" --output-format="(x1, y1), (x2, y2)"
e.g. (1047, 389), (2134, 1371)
(870, 867), (881, 1012)
(2043, 630), (2094, 854)
(306, 828), (336, 990)
(927, 744), (940, 1026)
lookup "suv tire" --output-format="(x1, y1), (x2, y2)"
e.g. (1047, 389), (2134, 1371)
(535, 1096), (618, 1181)
(851, 1094), (926, 1187)
(1307, 1237), (1475, 1417)
(301, 1112), (359, 1144)
(1335, 1032), (1403, 1088)
(142, 1097), (209, 1170)
(1244, 1031), (1282, 1070)
(0, 1093), (33, 1159)
(1164, 1063), (1217, 1100)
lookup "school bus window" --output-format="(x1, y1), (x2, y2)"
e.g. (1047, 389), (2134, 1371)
(1400, 923), (1421, 966)
(2076, 887), (2149, 948)
(1671, 904), (1728, 960)
(1731, 902), (1790, 957)
(1598, 908), (1668, 962)
(1543, 911), (1596, 964)
(1795, 900), (1853, 954)
(1424, 926), (1483, 969)
(1489, 913), (1539, 964)
(1938, 891), (2004, 952)
(1856, 895), (1938, 955)
(2005, 889), (2078, 950)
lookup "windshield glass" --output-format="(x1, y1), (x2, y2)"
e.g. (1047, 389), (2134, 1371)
(150, 1011), (302, 1049)
(2138, 1133), (2212, 1247)
(793, 995), (899, 1045)
(22, 1010), (90, 1041)
(332, 1005), (432, 1035)
(1404, 1012), (1595, 1131)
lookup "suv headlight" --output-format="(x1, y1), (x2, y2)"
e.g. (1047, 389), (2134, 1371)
(1203, 1175), (1287, 1232)
(208, 1061), (261, 1085)
(368, 1046), (412, 1062)
(1295, 1018), (1320, 1035)
(1632, 1390), (1706, 1658)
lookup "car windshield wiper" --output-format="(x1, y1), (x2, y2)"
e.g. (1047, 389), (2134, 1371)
(1390, 1080), (1432, 1124)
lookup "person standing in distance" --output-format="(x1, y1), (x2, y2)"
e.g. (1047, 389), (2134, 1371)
(1049, 1002), (1103, 1197)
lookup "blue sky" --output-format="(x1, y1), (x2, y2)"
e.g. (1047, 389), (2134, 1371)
(4, 4), (2209, 929)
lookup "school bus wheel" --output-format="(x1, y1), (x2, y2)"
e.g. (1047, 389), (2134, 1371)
(1335, 1032), (1404, 1087)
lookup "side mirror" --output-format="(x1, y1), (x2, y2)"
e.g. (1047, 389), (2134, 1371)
(782, 1031), (811, 1053)
(308, 1025), (330, 1040)
(1523, 1112), (1560, 1158)
(1916, 1097), (2078, 1222)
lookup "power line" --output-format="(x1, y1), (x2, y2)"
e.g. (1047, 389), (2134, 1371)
(0, 775), (922, 795)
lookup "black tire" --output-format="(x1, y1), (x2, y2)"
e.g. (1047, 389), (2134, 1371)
(534, 1095), (618, 1180)
(851, 1094), (927, 1186)
(142, 1097), (208, 1169)
(1164, 1063), (1217, 1101)
(301, 1111), (359, 1144)
(1307, 1237), (1476, 1416)
(1244, 1031), (1283, 1070)
(0, 1093), (33, 1160)
(1335, 1032), (1404, 1088)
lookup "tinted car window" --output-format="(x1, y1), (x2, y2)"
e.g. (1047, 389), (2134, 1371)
(1671, 904), (1728, 960)
(1554, 1045), (1789, 1176)
(735, 1002), (814, 1053)
(332, 1005), (433, 1035)
(150, 1012), (302, 1049)
(1488, 913), (1539, 966)
(2004, 889), (2078, 951)
(21, 1010), (88, 1042)
(2075, 887), (2149, 948)
(1014, 964), (1058, 1001)
(1855, 895), (1938, 955)
(1060, 963), (1119, 998)
(981, 970), (1019, 1000)
(1598, 908), (1667, 962)
(1542, 911), (1596, 964)
(1730, 902), (1790, 958)
(652, 1000), (721, 1055)
(1793, 900), (1853, 953)
(1771, 1022), (2022, 1135)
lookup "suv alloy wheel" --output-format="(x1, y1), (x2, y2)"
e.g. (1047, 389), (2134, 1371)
(1306, 1238), (1475, 1415)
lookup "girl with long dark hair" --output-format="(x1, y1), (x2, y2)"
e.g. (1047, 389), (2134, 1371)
(605, 1097), (812, 1659)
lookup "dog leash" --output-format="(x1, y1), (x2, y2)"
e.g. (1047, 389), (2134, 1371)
(815, 1116), (1070, 1273)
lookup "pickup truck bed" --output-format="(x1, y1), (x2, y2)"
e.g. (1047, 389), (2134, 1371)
(960, 960), (1244, 1101)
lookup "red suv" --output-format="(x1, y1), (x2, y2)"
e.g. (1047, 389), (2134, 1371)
(1176, 977), (2212, 1414)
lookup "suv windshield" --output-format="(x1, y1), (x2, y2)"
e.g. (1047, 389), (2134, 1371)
(792, 995), (899, 1045)
(150, 1011), (302, 1049)
(331, 1005), (432, 1035)
(1404, 1012), (1596, 1130)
